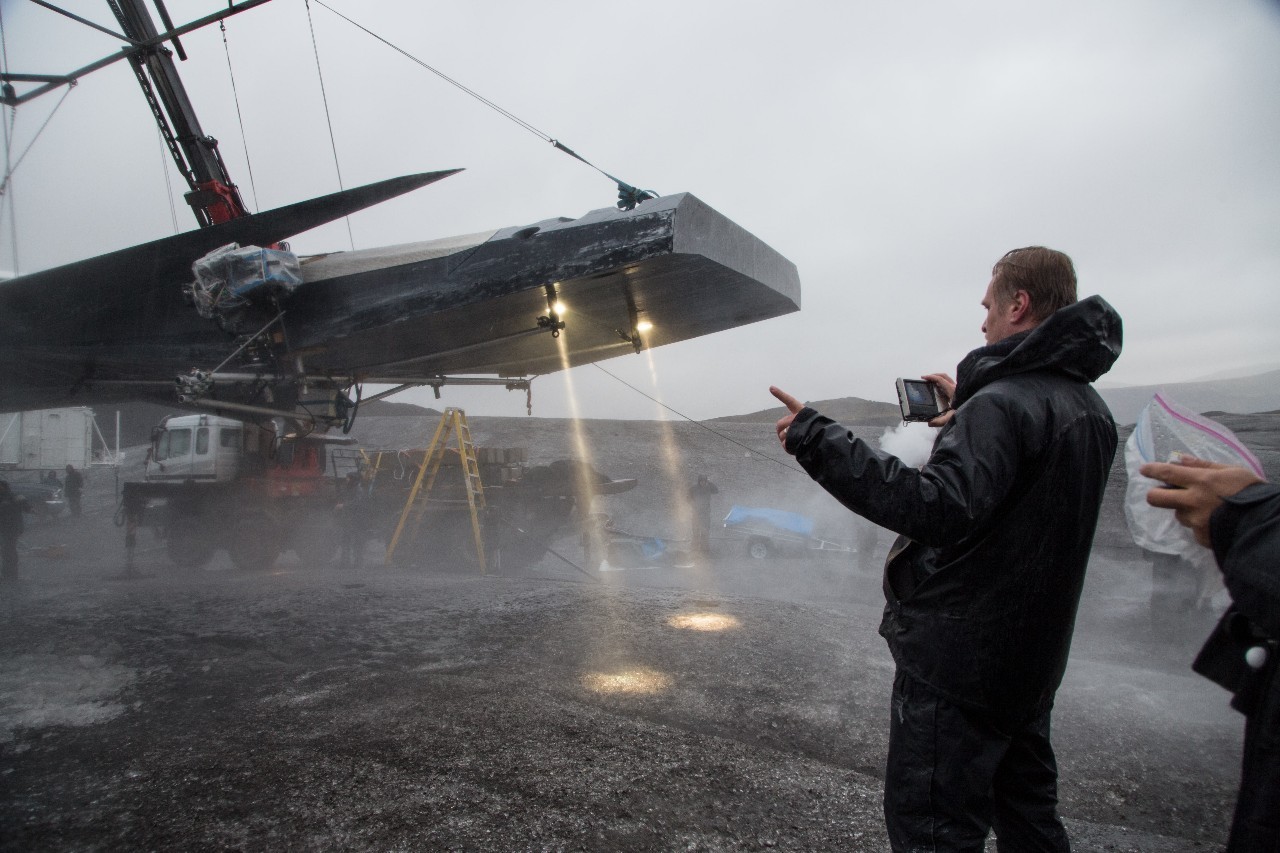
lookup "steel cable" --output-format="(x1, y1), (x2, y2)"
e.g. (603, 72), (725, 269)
(303, 0), (355, 251)
(219, 19), (261, 213)
(310, 0), (655, 209)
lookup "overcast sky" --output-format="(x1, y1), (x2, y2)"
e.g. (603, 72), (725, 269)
(4, 0), (1279, 420)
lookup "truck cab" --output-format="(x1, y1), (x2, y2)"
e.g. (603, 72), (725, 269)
(129, 413), (346, 572)
(145, 414), (244, 483)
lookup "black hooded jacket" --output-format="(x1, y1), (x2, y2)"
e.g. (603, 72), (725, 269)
(1204, 483), (1280, 851)
(785, 295), (1122, 724)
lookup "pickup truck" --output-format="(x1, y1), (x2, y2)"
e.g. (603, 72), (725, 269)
(722, 505), (853, 559)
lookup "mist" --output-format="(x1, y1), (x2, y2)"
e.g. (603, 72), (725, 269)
(877, 422), (936, 470)
(4, 389), (1274, 848)
(4, 0), (1278, 846)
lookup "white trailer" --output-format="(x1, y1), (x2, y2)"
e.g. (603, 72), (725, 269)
(0, 408), (96, 470)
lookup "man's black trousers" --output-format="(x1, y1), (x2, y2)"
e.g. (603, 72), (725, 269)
(884, 670), (1070, 852)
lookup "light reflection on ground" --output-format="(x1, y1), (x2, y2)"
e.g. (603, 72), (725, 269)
(581, 667), (672, 695)
(666, 612), (740, 632)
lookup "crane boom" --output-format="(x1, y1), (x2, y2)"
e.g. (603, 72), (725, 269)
(107, 0), (250, 226)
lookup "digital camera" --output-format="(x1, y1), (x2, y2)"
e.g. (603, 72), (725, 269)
(896, 378), (946, 423)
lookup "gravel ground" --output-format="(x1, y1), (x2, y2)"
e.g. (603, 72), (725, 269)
(0, 413), (1262, 851)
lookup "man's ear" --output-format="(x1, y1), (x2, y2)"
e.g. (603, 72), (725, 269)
(1008, 289), (1034, 325)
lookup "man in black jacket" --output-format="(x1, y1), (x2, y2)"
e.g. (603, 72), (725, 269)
(772, 247), (1122, 852)
(1143, 458), (1279, 852)
(64, 464), (84, 518)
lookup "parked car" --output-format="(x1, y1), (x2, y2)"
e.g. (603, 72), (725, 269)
(6, 481), (66, 519)
(723, 505), (853, 560)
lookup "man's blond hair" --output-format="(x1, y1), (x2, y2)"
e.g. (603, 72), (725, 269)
(991, 246), (1077, 322)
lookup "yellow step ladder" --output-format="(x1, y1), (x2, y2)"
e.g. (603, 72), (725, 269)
(384, 408), (487, 571)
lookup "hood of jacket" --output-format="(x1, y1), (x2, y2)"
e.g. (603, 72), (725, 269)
(953, 294), (1122, 408)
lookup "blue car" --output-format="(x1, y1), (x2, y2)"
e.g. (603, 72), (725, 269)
(7, 481), (66, 519)
(723, 505), (852, 559)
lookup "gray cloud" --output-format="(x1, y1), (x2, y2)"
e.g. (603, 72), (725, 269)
(4, 0), (1278, 419)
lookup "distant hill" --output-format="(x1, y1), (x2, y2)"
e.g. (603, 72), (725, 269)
(358, 400), (441, 418)
(712, 396), (902, 427)
(71, 370), (1280, 443)
(1095, 369), (1280, 425)
(91, 399), (442, 450)
(713, 369), (1280, 427)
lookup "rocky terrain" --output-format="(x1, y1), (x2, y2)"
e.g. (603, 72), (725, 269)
(1, 407), (1276, 851)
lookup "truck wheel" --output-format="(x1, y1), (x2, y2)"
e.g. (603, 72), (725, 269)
(228, 518), (281, 572)
(747, 537), (771, 560)
(292, 527), (339, 566)
(166, 518), (216, 570)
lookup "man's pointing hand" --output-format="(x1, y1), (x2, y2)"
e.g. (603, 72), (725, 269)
(770, 386), (804, 451)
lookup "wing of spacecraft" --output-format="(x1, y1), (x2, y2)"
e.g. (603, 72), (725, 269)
(288, 192), (800, 377)
(0, 170), (459, 412)
(0, 176), (799, 422)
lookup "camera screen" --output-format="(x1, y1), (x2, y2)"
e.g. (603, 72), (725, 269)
(904, 381), (933, 406)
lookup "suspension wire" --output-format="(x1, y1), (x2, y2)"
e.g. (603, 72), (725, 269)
(157, 126), (179, 233)
(310, 0), (657, 211)
(219, 19), (261, 213)
(315, 1), (549, 140)
(304, 0), (354, 251)
(589, 363), (807, 476)
(0, 5), (9, 150)
(0, 2), (15, 274)
(0, 30), (77, 274)
(0, 83), (73, 203)
(2, 170), (12, 275)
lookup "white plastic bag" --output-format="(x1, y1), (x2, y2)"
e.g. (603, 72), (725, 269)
(1123, 393), (1265, 563)
(187, 242), (302, 320)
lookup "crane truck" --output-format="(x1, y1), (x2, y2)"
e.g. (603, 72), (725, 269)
(121, 412), (639, 572)
(91, 0), (640, 574)
(105, 0), (366, 571)
(122, 414), (350, 570)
